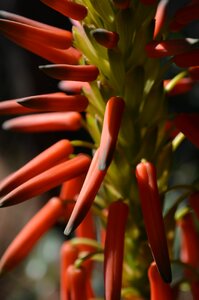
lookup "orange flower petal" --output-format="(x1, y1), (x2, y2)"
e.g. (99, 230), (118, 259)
(59, 174), (86, 201)
(0, 197), (64, 273)
(146, 40), (191, 58)
(2, 112), (82, 132)
(153, 0), (169, 38)
(39, 64), (99, 82)
(0, 99), (38, 115)
(148, 262), (173, 300)
(64, 149), (106, 235)
(99, 96), (125, 170)
(135, 161), (172, 283)
(92, 29), (119, 49)
(66, 265), (87, 300)
(60, 242), (79, 300)
(58, 81), (90, 94)
(40, 0), (87, 21)
(0, 154), (91, 207)
(0, 139), (73, 197)
(0, 19), (72, 50)
(18, 92), (88, 112)
(104, 200), (129, 300)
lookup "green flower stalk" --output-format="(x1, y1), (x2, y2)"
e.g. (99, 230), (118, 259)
(0, 0), (199, 299)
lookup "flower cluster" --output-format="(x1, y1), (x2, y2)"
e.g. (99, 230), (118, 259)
(0, 0), (199, 299)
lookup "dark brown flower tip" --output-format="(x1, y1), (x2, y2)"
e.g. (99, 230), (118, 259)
(0, 18), (72, 49)
(135, 161), (172, 283)
(146, 40), (191, 58)
(164, 78), (194, 96)
(0, 197), (64, 273)
(66, 265), (87, 300)
(98, 96), (125, 171)
(0, 154), (91, 207)
(0, 139), (73, 197)
(39, 64), (99, 82)
(64, 149), (106, 236)
(111, 0), (130, 9)
(153, 0), (169, 38)
(2, 112), (82, 132)
(60, 242), (79, 300)
(40, 0), (87, 21)
(58, 81), (90, 95)
(173, 49), (199, 68)
(17, 92), (88, 112)
(0, 99), (38, 115)
(148, 262), (173, 300)
(92, 29), (119, 49)
(104, 200), (129, 300)
(173, 113), (199, 149)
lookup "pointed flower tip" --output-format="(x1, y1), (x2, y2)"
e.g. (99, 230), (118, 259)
(64, 224), (73, 236)
(92, 29), (119, 49)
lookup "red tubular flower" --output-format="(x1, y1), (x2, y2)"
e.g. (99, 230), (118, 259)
(60, 242), (79, 300)
(2, 112), (82, 132)
(92, 29), (119, 49)
(98, 96), (125, 170)
(0, 139), (73, 197)
(173, 113), (199, 149)
(0, 19), (72, 50)
(146, 40), (191, 58)
(39, 64), (99, 82)
(173, 49), (199, 68)
(40, 0), (87, 21)
(58, 81), (90, 95)
(111, 0), (130, 9)
(189, 66), (199, 81)
(64, 149), (106, 235)
(66, 265), (88, 300)
(153, 0), (169, 38)
(0, 154), (91, 207)
(0, 11), (80, 64)
(177, 213), (199, 268)
(148, 262), (173, 300)
(189, 192), (199, 220)
(0, 99), (38, 115)
(0, 197), (65, 274)
(17, 92), (88, 112)
(104, 200), (129, 300)
(59, 175), (86, 202)
(135, 161), (172, 283)
(164, 78), (194, 96)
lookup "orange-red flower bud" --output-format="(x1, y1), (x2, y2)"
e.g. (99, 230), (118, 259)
(146, 40), (191, 58)
(0, 139), (73, 197)
(135, 161), (172, 283)
(0, 99), (37, 115)
(0, 154), (91, 207)
(66, 265), (87, 300)
(153, 0), (169, 38)
(2, 112), (82, 132)
(18, 92), (88, 112)
(148, 262), (173, 300)
(40, 0), (87, 21)
(92, 29), (119, 49)
(164, 78), (194, 96)
(173, 49), (199, 68)
(173, 113), (199, 149)
(104, 200), (129, 300)
(39, 64), (99, 82)
(0, 197), (64, 273)
(58, 81), (90, 95)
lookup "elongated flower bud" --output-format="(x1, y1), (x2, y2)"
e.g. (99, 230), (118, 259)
(0, 139), (73, 197)
(2, 112), (82, 132)
(66, 265), (87, 300)
(58, 81), (90, 94)
(92, 29), (119, 49)
(164, 78), (194, 96)
(64, 149), (106, 235)
(60, 242), (79, 300)
(146, 40), (191, 58)
(40, 0), (87, 21)
(189, 192), (199, 220)
(173, 49), (199, 68)
(148, 262), (173, 300)
(0, 197), (64, 274)
(153, 0), (169, 38)
(39, 64), (99, 82)
(173, 113), (199, 149)
(0, 99), (37, 115)
(0, 155), (91, 207)
(135, 161), (172, 283)
(99, 97), (125, 170)
(18, 92), (88, 112)
(104, 200), (129, 300)
(60, 175), (85, 201)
